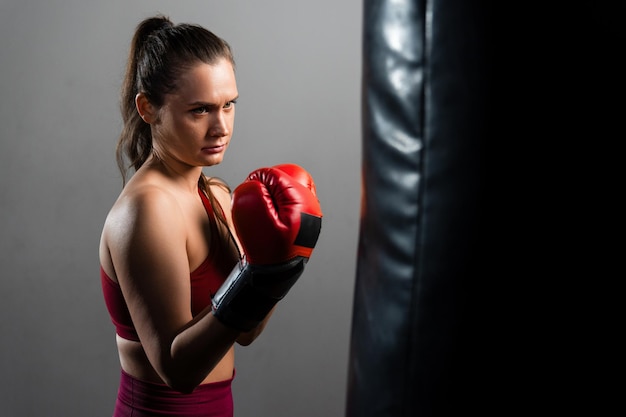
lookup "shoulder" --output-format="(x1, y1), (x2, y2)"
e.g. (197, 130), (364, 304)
(100, 182), (187, 276)
(105, 183), (185, 243)
(119, 183), (182, 220)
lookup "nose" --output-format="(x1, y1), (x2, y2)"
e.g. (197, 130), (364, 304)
(209, 110), (230, 137)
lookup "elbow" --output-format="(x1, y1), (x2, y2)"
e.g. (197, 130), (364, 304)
(160, 369), (204, 394)
(164, 340), (229, 393)
(156, 357), (205, 394)
(161, 316), (239, 392)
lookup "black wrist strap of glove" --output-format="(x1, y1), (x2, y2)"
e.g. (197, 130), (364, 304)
(212, 256), (307, 332)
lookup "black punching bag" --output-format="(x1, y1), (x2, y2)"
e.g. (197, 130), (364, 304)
(346, 0), (489, 415)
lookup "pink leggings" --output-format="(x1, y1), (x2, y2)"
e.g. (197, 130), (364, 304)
(113, 369), (234, 417)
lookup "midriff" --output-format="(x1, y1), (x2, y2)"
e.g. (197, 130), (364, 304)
(116, 334), (235, 385)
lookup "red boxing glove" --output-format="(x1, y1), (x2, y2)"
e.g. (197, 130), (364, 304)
(212, 164), (322, 331)
(232, 165), (322, 264)
(272, 163), (318, 197)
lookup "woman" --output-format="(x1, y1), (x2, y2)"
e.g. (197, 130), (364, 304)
(99, 15), (264, 416)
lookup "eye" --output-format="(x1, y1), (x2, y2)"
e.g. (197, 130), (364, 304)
(223, 100), (237, 110)
(191, 106), (209, 115)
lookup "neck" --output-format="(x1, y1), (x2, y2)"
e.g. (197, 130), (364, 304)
(143, 154), (203, 193)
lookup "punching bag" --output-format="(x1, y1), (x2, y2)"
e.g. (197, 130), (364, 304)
(347, 0), (489, 415)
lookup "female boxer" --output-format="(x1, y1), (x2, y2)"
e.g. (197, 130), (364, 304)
(99, 15), (321, 417)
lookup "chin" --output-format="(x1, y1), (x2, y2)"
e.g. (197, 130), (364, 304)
(203, 156), (224, 167)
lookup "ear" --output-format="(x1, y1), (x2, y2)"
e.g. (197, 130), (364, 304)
(135, 93), (158, 124)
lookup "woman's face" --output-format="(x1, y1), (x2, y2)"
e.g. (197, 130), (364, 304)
(151, 58), (238, 168)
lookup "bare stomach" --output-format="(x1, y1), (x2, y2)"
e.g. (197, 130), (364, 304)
(116, 335), (235, 385)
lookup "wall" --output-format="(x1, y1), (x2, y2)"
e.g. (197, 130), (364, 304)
(0, 1), (362, 416)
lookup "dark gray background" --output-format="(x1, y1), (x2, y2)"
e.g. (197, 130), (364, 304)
(0, 1), (361, 416)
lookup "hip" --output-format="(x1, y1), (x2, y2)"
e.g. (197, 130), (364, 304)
(113, 368), (235, 417)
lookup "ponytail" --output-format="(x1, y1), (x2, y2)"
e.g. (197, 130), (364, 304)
(116, 15), (173, 185)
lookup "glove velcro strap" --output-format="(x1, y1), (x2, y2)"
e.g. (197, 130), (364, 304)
(294, 212), (322, 249)
(212, 257), (306, 332)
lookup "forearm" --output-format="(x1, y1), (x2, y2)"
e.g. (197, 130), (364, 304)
(159, 261), (284, 391)
(167, 310), (240, 393)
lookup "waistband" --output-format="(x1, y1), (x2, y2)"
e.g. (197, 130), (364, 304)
(116, 368), (235, 414)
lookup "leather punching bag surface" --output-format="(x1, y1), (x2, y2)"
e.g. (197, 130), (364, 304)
(347, 0), (489, 415)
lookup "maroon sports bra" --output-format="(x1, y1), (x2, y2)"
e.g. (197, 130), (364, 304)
(101, 187), (237, 342)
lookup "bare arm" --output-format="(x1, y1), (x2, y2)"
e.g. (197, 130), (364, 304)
(105, 185), (239, 394)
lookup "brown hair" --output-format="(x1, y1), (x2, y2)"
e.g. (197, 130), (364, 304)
(116, 15), (235, 247)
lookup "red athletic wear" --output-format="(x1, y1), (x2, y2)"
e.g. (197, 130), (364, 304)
(113, 369), (234, 417)
(101, 187), (238, 341)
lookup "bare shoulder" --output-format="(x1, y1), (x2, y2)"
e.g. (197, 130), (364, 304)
(101, 183), (185, 258)
(109, 183), (182, 230)
(100, 182), (182, 280)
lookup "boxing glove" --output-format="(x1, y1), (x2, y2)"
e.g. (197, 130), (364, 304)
(272, 163), (317, 198)
(212, 165), (322, 331)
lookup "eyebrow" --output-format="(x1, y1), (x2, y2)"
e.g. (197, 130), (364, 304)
(188, 95), (239, 108)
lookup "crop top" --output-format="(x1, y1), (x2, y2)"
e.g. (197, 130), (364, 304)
(100, 187), (238, 342)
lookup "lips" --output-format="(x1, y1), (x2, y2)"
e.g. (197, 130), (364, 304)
(202, 144), (226, 154)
